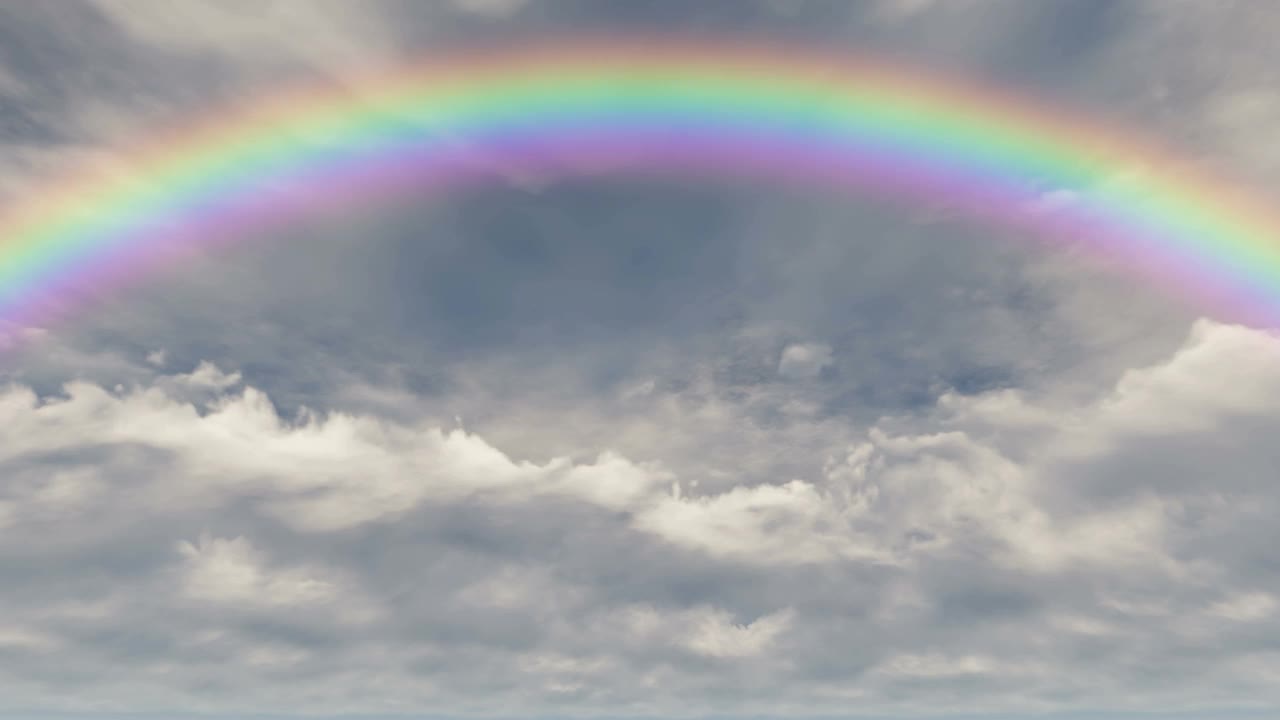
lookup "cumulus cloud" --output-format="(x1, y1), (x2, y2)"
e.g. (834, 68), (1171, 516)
(176, 534), (337, 608)
(0, 365), (677, 534)
(777, 342), (834, 380)
(0, 321), (1279, 715)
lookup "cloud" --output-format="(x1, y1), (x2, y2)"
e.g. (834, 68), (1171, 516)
(176, 534), (337, 607)
(0, 365), (678, 534)
(2, 321), (1280, 714)
(88, 0), (398, 77)
(637, 479), (864, 564)
(450, 0), (529, 18)
(1207, 592), (1277, 623)
(683, 606), (795, 659)
(777, 342), (834, 380)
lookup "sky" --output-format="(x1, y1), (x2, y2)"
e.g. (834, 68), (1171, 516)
(2, 1), (1280, 718)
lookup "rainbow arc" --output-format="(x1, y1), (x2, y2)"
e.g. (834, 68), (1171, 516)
(2, 38), (1279, 338)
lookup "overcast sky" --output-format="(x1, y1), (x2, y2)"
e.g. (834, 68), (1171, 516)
(2, 1), (1280, 718)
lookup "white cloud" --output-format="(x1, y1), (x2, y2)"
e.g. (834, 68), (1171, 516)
(635, 479), (881, 565)
(684, 607), (795, 659)
(778, 342), (833, 380)
(2, 321), (1280, 714)
(176, 534), (336, 607)
(0, 369), (678, 535)
(1090, 320), (1280, 435)
(603, 603), (794, 660)
(174, 360), (242, 390)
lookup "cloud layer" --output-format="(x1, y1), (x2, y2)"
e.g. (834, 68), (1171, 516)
(3, 320), (1280, 716)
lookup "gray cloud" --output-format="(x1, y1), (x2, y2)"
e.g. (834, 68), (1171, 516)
(3, 321), (1280, 717)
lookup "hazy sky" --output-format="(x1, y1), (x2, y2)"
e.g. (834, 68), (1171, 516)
(2, 1), (1280, 718)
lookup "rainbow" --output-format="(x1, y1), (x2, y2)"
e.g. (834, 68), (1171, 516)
(2, 37), (1280, 342)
